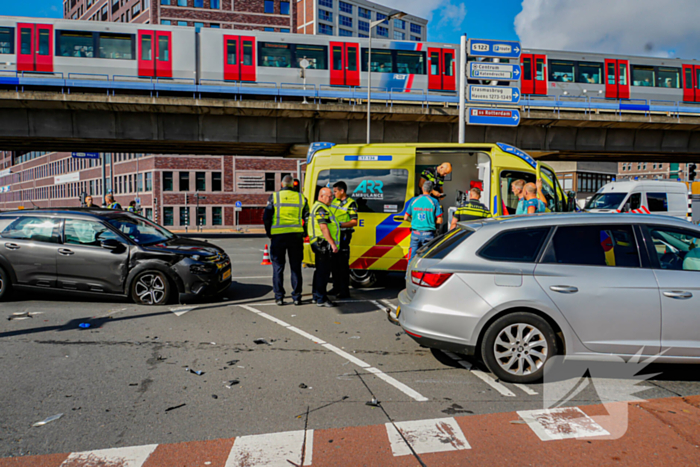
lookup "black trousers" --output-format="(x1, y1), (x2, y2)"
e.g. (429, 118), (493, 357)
(331, 231), (352, 295)
(312, 248), (333, 303)
(270, 233), (303, 301)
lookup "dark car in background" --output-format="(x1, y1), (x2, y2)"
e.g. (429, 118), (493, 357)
(0, 209), (231, 305)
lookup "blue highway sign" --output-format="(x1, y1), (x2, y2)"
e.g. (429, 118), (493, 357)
(72, 152), (100, 159)
(468, 39), (521, 59)
(468, 85), (520, 104)
(467, 108), (521, 127)
(468, 62), (521, 81)
(235, 201), (243, 208)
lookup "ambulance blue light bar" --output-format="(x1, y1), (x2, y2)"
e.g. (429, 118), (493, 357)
(307, 142), (336, 163)
(496, 143), (536, 168)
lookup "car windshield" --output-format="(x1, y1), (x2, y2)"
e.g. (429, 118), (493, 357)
(107, 215), (175, 245)
(585, 192), (627, 210)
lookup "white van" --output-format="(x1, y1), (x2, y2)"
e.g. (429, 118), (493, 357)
(585, 180), (689, 218)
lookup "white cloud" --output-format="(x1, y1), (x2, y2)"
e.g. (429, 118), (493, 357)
(376, 0), (466, 31)
(437, 1), (467, 31)
(515, 0), (700, 59)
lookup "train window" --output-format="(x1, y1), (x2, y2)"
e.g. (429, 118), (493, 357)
(332, 46), (342, 70)
(226, 40), (236, 65)
(697, 68), (700, 90)
(535, 57), (544, 80)
(684, 68), (692, 89)
(0, 27), (14, 54)
(20, 28), (32, 55)
(577, 62), (601, 84)
(657, 67), (680, 88)
(57, 31), (95, 57)
(347, 47), (357, 71)
(607, 62), (615, 85)
(100, 33), (134, 60)
(444, 53), (454, 76)
(295, 45), (327, 69)
(141, 34), (152, 60)
(38, 30), (50, 56)
(549, 60), (575, 82)
(429, 51), (439, 75)
(243, 41), (253, 66)
(522, 57), (532, 80)
(157, 35), (169, 61)
(632, 65), (655, 87)
(260, 42), (292, 68)
(361, 49), (393, 73)
(619, 63), (628, 85)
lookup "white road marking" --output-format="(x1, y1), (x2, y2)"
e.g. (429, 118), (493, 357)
(380, 299), (397, 311)
(239, 304), (428, 402)
(60, 444), (157, 467)
(225, 429), (313, 467)
(170, 306), (197, 317)
(385, 417), (470, 457)
(517, 407), (610, 441)
(514, 383), (539, 395)
(370, 300), (389, 312)
(470, 370), (516, 397)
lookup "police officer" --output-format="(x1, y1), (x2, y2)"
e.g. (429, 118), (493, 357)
(126, 200), (137, 213)
(418, 162), (452, 199)
(329, 181), (358, 299)
(404, 181), (443, 261)
(450, 187), (491, 230)
(263, 175), (310, 306)
(309, 187), (340, 307)
(104, 193), (122, 210)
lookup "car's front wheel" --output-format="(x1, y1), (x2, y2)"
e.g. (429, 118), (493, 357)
(0, 266), (11, 301)
(131, 270), (171, 306)
(481, 312), (558, 384)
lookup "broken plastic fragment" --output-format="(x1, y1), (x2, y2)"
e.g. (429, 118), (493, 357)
(165, 403), (186, 412)
(253, 338), (271, 345)
(185, 367), (205, 376)
(33, 413), (63, 427)
(365, 397), (380, 407)
(78, 323), (91, 329)
(227, 360), (239, 366)
(225, 379), (240, 388)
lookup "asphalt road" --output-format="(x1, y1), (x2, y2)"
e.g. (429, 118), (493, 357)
(2, 237), (700, 459)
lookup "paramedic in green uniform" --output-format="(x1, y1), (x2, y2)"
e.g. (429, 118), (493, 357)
(404, 181), (443, 261)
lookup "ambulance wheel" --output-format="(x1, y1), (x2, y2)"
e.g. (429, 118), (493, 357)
(350, 270), (378, 288)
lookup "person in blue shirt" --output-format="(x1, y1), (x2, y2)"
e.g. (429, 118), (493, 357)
(511, 179), (527, 215)
(404, 181), (443, 261)
(524, 183), (546, 213)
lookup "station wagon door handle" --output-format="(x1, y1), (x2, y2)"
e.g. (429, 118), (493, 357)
(550, 285), (578, 294)
(58, 248), (74, 256)
(4, 243), (19, 250)
(663, 291), (693, 300)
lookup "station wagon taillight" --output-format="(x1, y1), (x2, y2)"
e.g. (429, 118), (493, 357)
(411, 271), (453, 288)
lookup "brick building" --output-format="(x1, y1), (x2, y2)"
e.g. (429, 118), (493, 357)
(65, 0), (296, 33)
(296, 0), (427, 40)
(0, 151), (302, 229)
(618, 161), (698, 181)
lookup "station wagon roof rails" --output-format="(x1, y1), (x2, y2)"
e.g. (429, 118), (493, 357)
(307, 142), (336, 164)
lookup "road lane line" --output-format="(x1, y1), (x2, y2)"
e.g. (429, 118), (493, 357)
(239, 304), (428, 402)
(370, 300), (389, 312)
(517, 407), (610, 441)
(381, 299), (397, 311)
(385, 417), (470, 456)
(61, 444), (158, 467)
(514, 383), (539, 395)
(170, 306), (197, 317)
(225, 430), (313, 467)
(471, 370), (516, 397)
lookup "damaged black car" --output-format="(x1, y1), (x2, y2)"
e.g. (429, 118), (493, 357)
(0, 209), (231, 305)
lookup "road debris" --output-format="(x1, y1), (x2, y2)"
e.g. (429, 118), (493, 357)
(185, 367), (205, 376)
(299, 383), (308, 389)
(8, 311), (44, 321)
(349, 336), (361, 339)
(212, 395), (218, 399)
(253, 338), (271, 345)
(225, 380), (240, 388)
(227, 360), (239, 366)
(365, 396), (380, 408)
(165, 403), (186, 412)
(78, 323), (91, 329)
(33, 413), (63, 427)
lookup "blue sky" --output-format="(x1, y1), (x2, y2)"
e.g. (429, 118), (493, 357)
(3, 0), (699, 58)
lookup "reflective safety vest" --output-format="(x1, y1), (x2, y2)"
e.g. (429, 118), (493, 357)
(330, 196), (357, 226)
(310, 201), (340, 245)
(108, 202), (120, 210)
(454, 200), (491, 222)
(271, 189), (306, 235)
(126, 206), (136, 212)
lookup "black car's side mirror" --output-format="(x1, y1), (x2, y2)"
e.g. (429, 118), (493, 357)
(101, 238), (122, 251)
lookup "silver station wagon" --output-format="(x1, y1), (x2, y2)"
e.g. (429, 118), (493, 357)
(397, 213), (700, 383)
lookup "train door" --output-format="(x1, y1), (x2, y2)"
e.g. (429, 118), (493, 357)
(330, 42), (359, 86)
(682, 64), (700, 102)
(16, 23), (53, 73)
(223, 35), (256, 82)
(520, 53), (547, 95)
(428, 48), (455, 91)
(138, 30), (173, 78)
(604, 59), (630, 99)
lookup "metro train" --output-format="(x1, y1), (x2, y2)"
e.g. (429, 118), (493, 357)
(1, 15), (700, 104)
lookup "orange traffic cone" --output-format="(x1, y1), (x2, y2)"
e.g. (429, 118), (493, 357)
(261, 244), (272, 265)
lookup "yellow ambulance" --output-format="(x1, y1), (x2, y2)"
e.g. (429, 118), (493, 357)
(302, 142), (573, 287)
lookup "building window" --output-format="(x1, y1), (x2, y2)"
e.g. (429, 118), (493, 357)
(194, 0), (203, 6)
(180, 206), (190, 226)
(212, 172), (222, 191)
(376, 26), (388, 37)
(394, 18), (405, 29)
(178, 21), (187, 26)
(319, 24), (333, 35)
(195, 22), (204, 31)
(281, 28), (290, 33)
(319, 0), (332, 8)
(179, 172), (190, 191)
(376, 13), (387, 23)
(163, 172), (173, 191)
(358, 7), (370, 19)
(280, 1), (289, 15)
(145, 172), (152, 191)
(358, 20), (369, 32)
(161, 0), (170, 4)
(132, 3), (141, 16)
(144, 0), (150, 10)
(144, 208), (153, 220)
(196, 172), (206, 191)
(319, 9), (332, 22)
(210, 0), (219, 8)
(177, 0), (186, 5)
(264, 27), (274, 32)
(339, 28), (353, 37)
(410, 23), (422, 35)
(359, 33), (368, 38)
(411, 35), (421, 42)
(339, 15), (352, 27)
(212, 206), (223, 225)
(163, 207), (174, 226)
(196, 207), (206, 226)
(210, 23), (220, 28)
(339, 1), (352, 13)
(393, 31), (404, 40)
(265, 172), (276, 192)
(264, 0), (274, 13)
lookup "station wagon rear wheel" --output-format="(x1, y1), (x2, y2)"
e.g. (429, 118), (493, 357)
(481, 312), (557, 384)
(0, 266), (11, 301)
(131, 270), (171, 306)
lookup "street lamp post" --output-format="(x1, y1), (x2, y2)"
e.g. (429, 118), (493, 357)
(367, 10), (406, 144)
